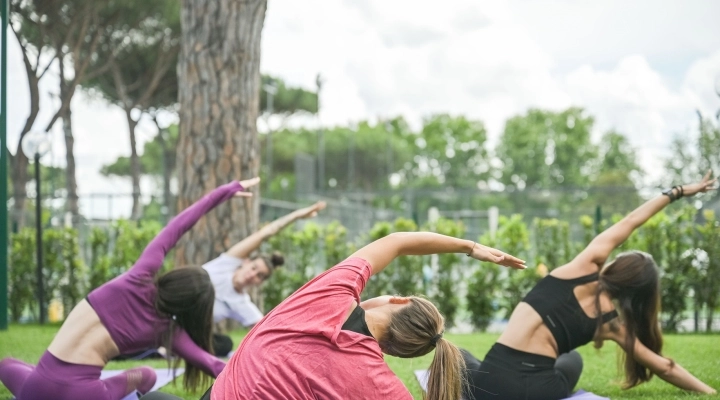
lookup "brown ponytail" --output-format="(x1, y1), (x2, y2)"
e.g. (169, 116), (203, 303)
(379, 296), (466, 400)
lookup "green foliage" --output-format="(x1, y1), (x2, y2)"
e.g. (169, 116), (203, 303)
(109, 220), (163, 276)
(88, 227), (112, 292)
(427, 218), (465, 328)
(467, 215), (534, 329)
(403, 114), (491, 188)
(659, 208), (697, 332)
(694, 210), (720, 332)
(44, 228), (86, 317)
(494, 216), (535, 318)
(263, 222), (324, 312)
(9, 230), (36, 322)
(260, 75), (318, 115)
(533, 218), (572, 269)
(100, 125), (179, 180)
(323, 221), (354, 268)
(388, 218), (422, 297)
(497, 108), (597, 190)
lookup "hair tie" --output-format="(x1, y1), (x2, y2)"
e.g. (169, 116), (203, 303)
(430, 332), (443, 347)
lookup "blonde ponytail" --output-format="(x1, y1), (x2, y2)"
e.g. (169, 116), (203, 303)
(426, 338), (465, 400)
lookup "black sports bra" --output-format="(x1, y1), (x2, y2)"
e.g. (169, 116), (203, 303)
(341, 305), (374, 338)
(522, 272), (618, 355)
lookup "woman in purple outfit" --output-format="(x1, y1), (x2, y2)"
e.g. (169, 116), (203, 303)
(0, 178), (260, 400)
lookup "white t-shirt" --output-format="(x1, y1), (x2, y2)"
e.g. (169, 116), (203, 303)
(202, 253), (264, 326)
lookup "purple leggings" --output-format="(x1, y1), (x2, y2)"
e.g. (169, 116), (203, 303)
(0, 351), (156, 400)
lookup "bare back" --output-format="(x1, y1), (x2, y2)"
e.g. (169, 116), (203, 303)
(47, 299), (120, 366)
(497, 261), (616, 358)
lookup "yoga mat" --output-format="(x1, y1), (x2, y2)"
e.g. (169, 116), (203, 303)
(101, 368), (184, 400)
(414, 370), (610, 400)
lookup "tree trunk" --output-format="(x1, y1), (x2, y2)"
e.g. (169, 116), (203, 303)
(59, 59), (80, 227)
(175, 0), (266, 265)
(125, 110), (142, 220)
(62, 109), (80, 226)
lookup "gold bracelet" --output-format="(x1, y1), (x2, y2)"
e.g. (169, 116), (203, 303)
(466, 242), (477, 257)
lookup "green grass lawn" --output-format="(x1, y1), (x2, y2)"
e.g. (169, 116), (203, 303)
(1, 324), (718, 399)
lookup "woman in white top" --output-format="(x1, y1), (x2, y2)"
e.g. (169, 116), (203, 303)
(202, 201), (326, 355)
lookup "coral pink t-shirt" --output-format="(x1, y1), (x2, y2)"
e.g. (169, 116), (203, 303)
(212, 257), (412, 399)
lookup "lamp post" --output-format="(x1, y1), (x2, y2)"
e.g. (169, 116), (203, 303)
(1, 0), (9, 330)
(21, 130), (51, 324)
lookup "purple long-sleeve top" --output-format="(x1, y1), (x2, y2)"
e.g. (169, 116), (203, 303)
(87, 182), (243, 377)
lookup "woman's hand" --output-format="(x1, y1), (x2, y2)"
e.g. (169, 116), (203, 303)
(234, 177), (261, 197)
(296, 201), (327, 219)
(468, 243), (526, 270)
(680, 170), (717, 197)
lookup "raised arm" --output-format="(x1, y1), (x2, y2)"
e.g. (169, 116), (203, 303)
(575, 171), (717, 269)
(225, 201), (326, 259)
(132, 178), (260, 276)
(350, 231), (526, 276)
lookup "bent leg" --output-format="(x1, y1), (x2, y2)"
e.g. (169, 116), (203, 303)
(0, 358), (35, 395)
(554, 350), (583, 391)
(103, 366), (157, 398)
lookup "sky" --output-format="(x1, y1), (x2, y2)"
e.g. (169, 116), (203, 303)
(6, 0), (720, 219)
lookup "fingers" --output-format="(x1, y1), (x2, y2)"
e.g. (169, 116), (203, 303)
(233, 192), (253, 198)
(239, 177), (261, 189)
(702, 169), (712, 182)
(315, 201), (327, 210)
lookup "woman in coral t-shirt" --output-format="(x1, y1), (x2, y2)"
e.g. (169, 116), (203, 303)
(210, 231), (526, 400)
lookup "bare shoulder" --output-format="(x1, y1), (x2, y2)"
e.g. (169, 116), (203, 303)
(550, 257), (601, 279)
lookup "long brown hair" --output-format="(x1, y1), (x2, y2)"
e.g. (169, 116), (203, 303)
(594, 251), (667, 388)
(155, 267), (215, 392)
(378, 297), (466, 400)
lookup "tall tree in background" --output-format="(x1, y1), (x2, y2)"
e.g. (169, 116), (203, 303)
(85, 0), (180, 220)
(403, 114), (490, 189)
(9, 0), (58, 228)
(10, 0), (135, 227)
(175, 1), (267, 265)
(496, 108), (597, 191)
(588, 131), (642, 212)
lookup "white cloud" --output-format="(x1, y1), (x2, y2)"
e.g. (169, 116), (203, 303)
(6, 0), (720, 216)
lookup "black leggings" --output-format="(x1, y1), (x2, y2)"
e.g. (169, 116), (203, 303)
(462, 343), (583, 400)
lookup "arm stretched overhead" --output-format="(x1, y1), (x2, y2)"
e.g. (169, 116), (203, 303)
(225, 201), (326, 259)
(351, 231), (526, 276)
(571, 171), (716, 272)
(133, 177), (260, 277)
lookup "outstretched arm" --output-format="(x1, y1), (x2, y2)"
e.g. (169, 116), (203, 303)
(132, 178), (260, 276)
(225, 201), (326, 259)
(575, 171), (717, 269)
(613, 333), (716, 393)
(350, 231), (526, 276)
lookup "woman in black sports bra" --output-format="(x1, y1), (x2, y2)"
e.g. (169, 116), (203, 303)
(462, 171), (718, 400)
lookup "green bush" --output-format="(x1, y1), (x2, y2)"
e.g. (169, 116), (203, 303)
(9, 229), (36, 322)
(110, 220), (163, 276)
(427, 218), (465, 328)
(695, 210), (720, 332)
(533, 218), (572, 270)
(88, 227), (112, 293)
(263, 222), (323, 312)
